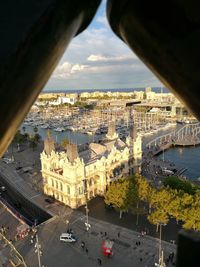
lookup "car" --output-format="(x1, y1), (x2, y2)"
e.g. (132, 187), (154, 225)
(16, 166), (22, 170)
(0, 186), (6, 192)
(45, 197), (55, 204)
(2, 158), (14, 164)
(60, 233), (77, 243)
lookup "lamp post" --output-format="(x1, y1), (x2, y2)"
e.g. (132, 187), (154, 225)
(162, 148), (165, 162)
(83, 178), (91, 231)
(35, 233), (42, 267)
(155, 223), (166, 267)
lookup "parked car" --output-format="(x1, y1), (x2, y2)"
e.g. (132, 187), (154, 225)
(60, 233), (77, 243)
(0, 186), (6, 192)
(45, 197), (55, 204)
(16, 166), (22, 170)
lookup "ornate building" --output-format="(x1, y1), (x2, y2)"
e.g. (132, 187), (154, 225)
(40, 123), (142, 208)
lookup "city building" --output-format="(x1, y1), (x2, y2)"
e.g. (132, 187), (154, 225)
(40, 122), (142, 208)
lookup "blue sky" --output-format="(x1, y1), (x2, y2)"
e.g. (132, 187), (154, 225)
(44, 0), (163, 91)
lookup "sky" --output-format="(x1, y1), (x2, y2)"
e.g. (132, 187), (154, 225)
(44, 0), (163, 91)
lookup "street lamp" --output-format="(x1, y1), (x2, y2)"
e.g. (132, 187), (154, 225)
(35, 233), (43, 267)
(155, 223), (166, 267)
(162, 148), (165, 162)
(83, 178), (91, 231)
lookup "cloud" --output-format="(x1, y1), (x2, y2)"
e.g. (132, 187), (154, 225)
(52, 62), (88, 79)
(44, 1), (163, 90)
(87, 54), (136, 62)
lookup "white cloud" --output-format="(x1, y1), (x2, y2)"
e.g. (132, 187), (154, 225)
(71, 64), (88, 73)
(87, 54), (136, 62)
(45, 1), (162, 90)
(52, 62), (88, 79)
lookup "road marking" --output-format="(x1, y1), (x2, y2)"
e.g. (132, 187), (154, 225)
(30, 193), (41, 199)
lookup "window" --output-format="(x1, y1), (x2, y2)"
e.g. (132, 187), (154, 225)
(60, 182), (63, 191)
(79, 187), (83, 195)
(51, 179), (54, 187)
(67, 186), (70, 194)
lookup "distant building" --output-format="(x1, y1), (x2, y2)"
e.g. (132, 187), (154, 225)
(40, 122), (142, 208)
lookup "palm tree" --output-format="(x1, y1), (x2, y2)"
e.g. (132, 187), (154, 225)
(33, 126), (38, 134)
(61, 138), (69, 151)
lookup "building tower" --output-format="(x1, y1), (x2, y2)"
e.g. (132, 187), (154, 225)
(106, 120), (118, 140)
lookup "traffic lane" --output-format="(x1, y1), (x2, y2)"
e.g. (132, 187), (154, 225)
(22, 218), (93, 267)
(0, 203), (19, 234)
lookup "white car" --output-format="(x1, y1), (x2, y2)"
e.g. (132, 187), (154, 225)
(60, 233), (77, 243)
(0, 186), (6, 192)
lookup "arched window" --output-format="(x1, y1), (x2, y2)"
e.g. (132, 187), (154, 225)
(51, 179), (54, 187)
(56, 180), (58, 189)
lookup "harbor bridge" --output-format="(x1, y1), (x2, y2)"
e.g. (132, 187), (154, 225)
(146, 123), (200, 155)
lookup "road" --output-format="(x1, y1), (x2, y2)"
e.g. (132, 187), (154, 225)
(0, 204), (176, 267)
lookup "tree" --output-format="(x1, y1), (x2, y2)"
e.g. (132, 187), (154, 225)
(147, 188), (173, 231)
(182, 194), (200, 231)
(164, 176), (196, 195)
(34, 133), (41, 143)
(33, 126), (38, 134)
(147, 209), (169, 226)
(104, 178), (138, 218)
(61, 138), (69, 151)
(29, 136), (37, 150)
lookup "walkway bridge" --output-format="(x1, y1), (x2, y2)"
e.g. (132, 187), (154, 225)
(146, 123), (200, 155)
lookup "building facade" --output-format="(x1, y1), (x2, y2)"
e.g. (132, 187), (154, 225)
(40, 123), (142, 208)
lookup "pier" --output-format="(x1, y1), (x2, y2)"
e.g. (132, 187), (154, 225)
(146, 123), (200, 155)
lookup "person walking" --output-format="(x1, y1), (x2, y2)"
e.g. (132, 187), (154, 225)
(81, 241), (85, 249)
(117, 232), (120, 238)
(97, 258), (102, 265)
(85, 248), (88, 254)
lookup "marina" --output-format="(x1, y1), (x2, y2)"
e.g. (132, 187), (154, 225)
(20, 122), (200, 181)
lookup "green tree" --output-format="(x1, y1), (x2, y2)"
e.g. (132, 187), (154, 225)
(104, 178), (138, 218)
(147, 209), (169, 226)
(164, 176), (196, 195)
(61, 138), (69, 151)
(29, 136), (37, 150)
(34, 133), (41, 143)
(135, 174), (155, 212)
(33, 126), (38, 134)
(182, 194), (200, 231)
(147, 188), (173, 231)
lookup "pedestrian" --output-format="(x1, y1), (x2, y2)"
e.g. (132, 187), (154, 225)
(138, 241), (141, 246)
(81, 241), (85, 249)
(117, 232), (120, 238)
(140, 258), (143, 262)
(136, 241), (138, 246)
(105, 232), (107, 236)
(97, 258), (102, 265)
(85, 248), (88, 254)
